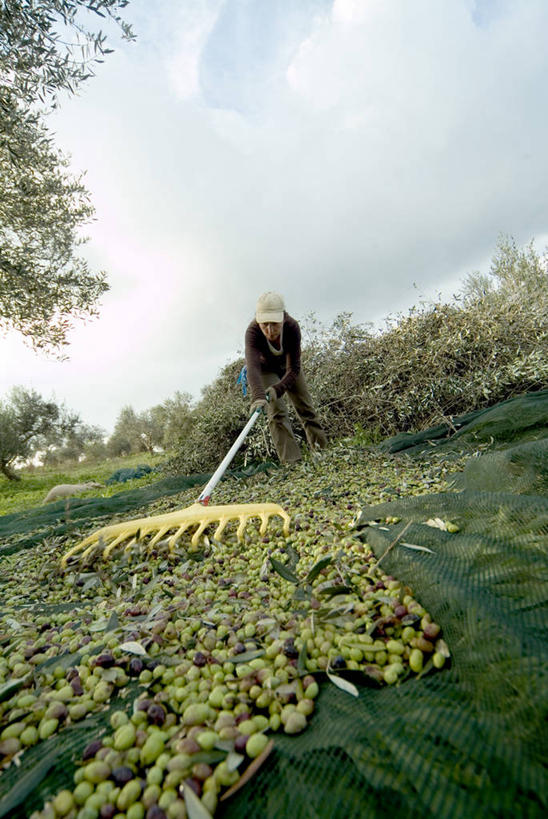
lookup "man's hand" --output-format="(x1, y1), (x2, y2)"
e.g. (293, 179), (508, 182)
(250, 398), (268, 415)
(265, 386), (277, 402)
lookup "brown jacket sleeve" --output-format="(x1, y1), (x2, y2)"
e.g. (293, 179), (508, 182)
(275, 316), (301, 396)
(245, 322), (267, 402)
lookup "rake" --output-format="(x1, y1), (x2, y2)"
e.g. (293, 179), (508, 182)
(61, 408), (290, 567)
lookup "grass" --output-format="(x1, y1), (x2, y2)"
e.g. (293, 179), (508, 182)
(0, 452), (170, 516)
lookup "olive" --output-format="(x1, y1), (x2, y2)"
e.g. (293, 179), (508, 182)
(147, 704), (166, 726)
(112, 766), (135, 786)
(128, 658), (144, 676)
(283, 639), (299, 659)
(146, 807), (167, 819)
(94, 653), (115, 669)
(192, 652), (207, 667)
(82, 739), (103, 761)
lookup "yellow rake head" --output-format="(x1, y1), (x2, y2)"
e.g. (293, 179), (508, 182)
(61, 502), (291, 567)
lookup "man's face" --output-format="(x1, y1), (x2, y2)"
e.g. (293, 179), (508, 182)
(259, 321), (283, 342)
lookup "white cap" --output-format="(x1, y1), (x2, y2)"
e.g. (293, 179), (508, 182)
(256, 292), (285, 323)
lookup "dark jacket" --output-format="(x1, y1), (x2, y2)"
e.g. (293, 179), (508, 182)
(245, 312), (301, 401)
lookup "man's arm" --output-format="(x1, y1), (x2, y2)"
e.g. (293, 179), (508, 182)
(245, 323), (267, 402)
(271, 317), (301, 397)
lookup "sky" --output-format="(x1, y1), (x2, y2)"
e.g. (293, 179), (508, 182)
(2, 0), (548, 435)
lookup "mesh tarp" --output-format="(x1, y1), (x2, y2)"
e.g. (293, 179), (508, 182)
(220, 490), (548, 818)
(380, 388), (548, 455)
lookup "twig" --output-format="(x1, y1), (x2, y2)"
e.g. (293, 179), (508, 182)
(375, 521), (413, 569)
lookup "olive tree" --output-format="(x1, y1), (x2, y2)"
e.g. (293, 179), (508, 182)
(0, 1), (133, 352)
(0, 386), (79, 479)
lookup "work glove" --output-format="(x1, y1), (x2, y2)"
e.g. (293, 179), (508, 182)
(250, 398), (267, 415)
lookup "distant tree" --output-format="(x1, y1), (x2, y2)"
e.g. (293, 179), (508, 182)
(107, 405), (164, 456)
(107, 406), (137, 457)
(150, 391), (194, 451)
(43, 422), (106, 464)
(0, 0), (134, 352)
(0, 386), (79, 479)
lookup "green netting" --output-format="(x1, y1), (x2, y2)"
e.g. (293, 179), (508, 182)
(451, 438), (548, 495)
(219, 489), (548, 818)
(380, 388), (548, 455)
(220, 396), (548, 817)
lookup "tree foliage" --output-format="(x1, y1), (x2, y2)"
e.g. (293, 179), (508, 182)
(0, 1), (133, 351)
(0, 386), (79, 479)
(107, 393), (195, 457)
(42, 421), (106, 465)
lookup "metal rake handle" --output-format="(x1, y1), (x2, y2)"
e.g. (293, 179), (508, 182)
(197, 408), (262, 505)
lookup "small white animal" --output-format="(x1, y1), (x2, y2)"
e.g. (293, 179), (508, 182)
(44, 482), (103, 504)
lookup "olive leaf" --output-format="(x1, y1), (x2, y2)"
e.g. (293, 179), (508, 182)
(297, 641), (308, 675)
(106, 611), (119, 631)
(230, 649), (265, 664)
(319, 584), (353, 597)
(326, 667), (359, 697)
(183, 781), (214, 818)
(0, 678), (27, 703)
(305, 556), (332, 585)
(119, 640), (147, 656)
(269, 557), (299, 584)
(401, 542), (435, 553)
(226, 750), (245, 771)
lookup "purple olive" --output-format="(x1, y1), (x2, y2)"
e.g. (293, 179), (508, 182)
(94, 653), (115, 669)
(234, 734), (249, 753)
(182, 777), (201, 797)
(128, 658), (144, 676)
(331, 655), (346, 670)
(193, 652), (207, 667)
(82, 739), (103, 760)
(112, 766), (135, 786)
(70, 676), (84, 696)
(146, 808), (166, 819)
(147, 704), (166, 726)
(283, 638), (299, 659)
(100, 806), (117, 819)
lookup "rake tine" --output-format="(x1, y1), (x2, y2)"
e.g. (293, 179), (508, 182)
(168, 520), (193, 550)
(103, 532), (132, 558)
(190, 520), (210, 546)
(214, 517), (230, 540)
(237, 515), (248, 541)
(149, 527), (170, 548)
(123, 538), (139, 552)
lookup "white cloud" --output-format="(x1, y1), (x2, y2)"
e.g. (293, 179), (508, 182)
(165, 0), (224, 100)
